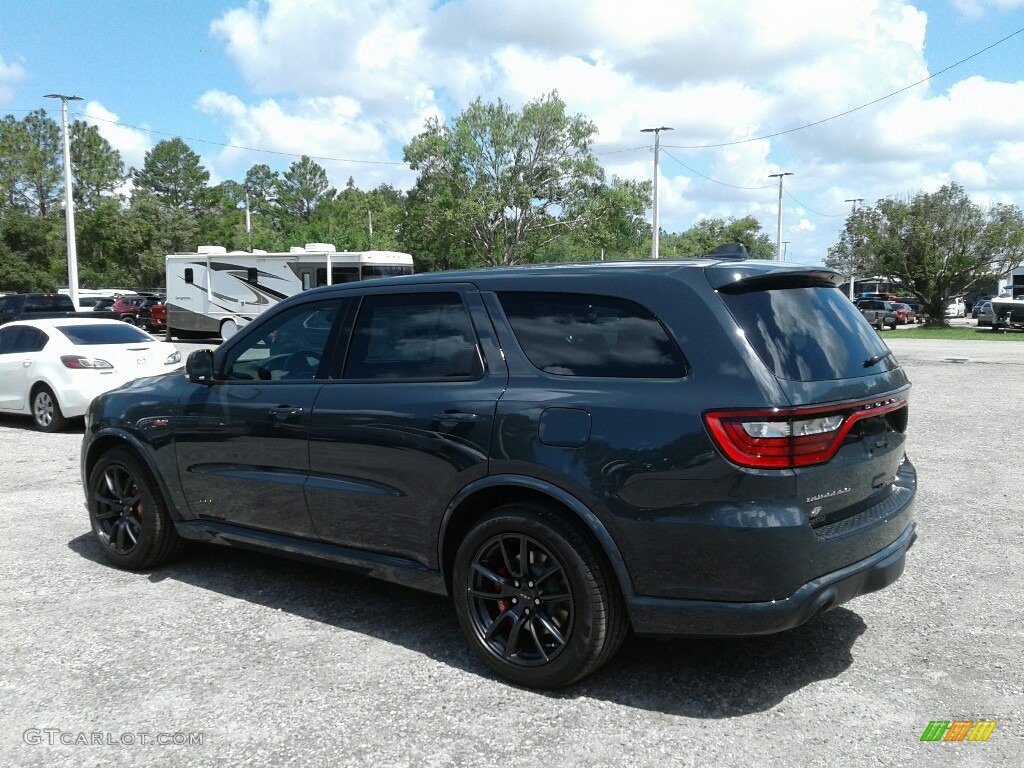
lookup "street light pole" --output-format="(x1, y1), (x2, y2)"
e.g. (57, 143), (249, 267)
(45, 93), (83, 308)
(768, 171), (793, 261)
(844, 198), (864, 300)
(641, 126), (673, 258)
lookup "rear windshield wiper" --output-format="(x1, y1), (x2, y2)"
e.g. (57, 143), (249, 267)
(863, 349), (894, 368)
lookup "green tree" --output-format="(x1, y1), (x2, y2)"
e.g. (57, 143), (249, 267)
(131, 138), (211, 214)
(827, 183), (1024, 325)
(660, 216), (774, 260)
(276, 155), (331, 220)
(244, 163), (278, 215)
(403, 91), (608, 267)
(0, 115), (26, 210)
(10, 110), (64, 216)
(566, 176), (652, 260)
(69, 120), (125, 209)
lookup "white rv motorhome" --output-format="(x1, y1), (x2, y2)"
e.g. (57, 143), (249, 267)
(165, 244), (414, 339)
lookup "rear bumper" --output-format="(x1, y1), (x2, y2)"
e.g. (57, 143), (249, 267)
(627, 521), (917, 637)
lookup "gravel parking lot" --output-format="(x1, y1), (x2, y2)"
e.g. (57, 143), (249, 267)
(1, 338), (1022, 767)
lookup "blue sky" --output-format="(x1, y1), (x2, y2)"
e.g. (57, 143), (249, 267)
(3, 0), (1024, 263)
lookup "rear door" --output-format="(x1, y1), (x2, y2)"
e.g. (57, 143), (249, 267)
(0, 325), (47, 410)
(306, 285), (506, 567)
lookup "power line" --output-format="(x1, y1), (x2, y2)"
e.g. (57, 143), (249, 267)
(73, 110), (407, 165)
(661, 24), (1024, 150)
(660, 149), (774, 190)
(783, 188), (845, 218)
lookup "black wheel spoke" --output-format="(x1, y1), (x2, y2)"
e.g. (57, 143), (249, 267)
(497, 535), (516, 577)
(471, 563), (513, 593)
(539, 591), (571, 603)
(518, 535), (529, 579)
(527, 620), (550, 663)
(483, 610), (513, 643)
(534, 612), (568, 649)
(93, 506), (121, 521)
(504, 611), (530, 659)
(468, 587), (511, 600)
(534, 562), (563, 588)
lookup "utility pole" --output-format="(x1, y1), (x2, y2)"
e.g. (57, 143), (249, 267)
(782, 240), (790, 261)
(45, 93), (83, 308)
(768, 172), (793, 261)
(844, 198), (864, 299)
(641, 126), (673, 258)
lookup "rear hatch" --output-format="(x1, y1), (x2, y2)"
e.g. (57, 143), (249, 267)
(703, 263), (911, 529)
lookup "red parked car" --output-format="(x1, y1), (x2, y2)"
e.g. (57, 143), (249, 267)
(893, 303), (917, 325)
(110, 295), (148, 325)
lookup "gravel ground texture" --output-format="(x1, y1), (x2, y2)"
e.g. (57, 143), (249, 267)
(1, 336), (1021, 768)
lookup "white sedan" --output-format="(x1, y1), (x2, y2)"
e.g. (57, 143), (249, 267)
(0, 318), (182, 431)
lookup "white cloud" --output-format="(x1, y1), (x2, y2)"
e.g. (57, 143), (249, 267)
(195, 90), (418, 191)
(193, 0), (1024, 262)
(81, 101), (152, 171)
(0, 53), (26, 103)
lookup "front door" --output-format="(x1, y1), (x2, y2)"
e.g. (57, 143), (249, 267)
(174, 299), (347, 538)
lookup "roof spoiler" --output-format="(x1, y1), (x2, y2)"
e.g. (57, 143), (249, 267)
(706, 242), (749, 260)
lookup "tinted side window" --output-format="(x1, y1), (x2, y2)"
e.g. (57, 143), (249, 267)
(222, 301), (342, 382)
(344, 293), (482, 380)
(497, 292), (686, 378)
(2, 326), (49, 353)
(0, 326), (17, 354)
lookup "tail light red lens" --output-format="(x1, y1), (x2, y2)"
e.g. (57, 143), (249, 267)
(704, 393), (908, 469)
(60, 355), (113, 370)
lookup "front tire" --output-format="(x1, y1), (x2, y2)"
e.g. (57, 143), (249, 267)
(32, 385), (68, 432)
(452, 503), (627, 688)
(88, 447), (185, 570)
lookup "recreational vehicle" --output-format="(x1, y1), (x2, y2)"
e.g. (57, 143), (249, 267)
(165, 244), (414, 339)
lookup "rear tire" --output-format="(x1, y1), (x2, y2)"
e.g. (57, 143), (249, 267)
(452, 503), (627, 689)
(32, 385), (68, 432)
(87, 447), (185, 570)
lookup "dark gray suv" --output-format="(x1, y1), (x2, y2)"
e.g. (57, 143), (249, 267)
(81, 256), (917, 688)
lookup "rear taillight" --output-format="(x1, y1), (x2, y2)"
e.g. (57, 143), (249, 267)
(60, 355), (113, 370)
(704, 394), (908, 469)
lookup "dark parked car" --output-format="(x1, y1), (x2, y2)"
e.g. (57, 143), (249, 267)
(971, 297), (995, 320)
(80, 257), (917, 688)
(855, 298), (899, 330)
(136, 297), (167, 333)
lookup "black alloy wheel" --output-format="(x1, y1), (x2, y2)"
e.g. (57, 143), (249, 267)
(88, 447), (185, 570)
(453, 503), (627, 689)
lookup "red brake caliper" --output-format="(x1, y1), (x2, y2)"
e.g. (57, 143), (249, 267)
(495, 565), (510, 613)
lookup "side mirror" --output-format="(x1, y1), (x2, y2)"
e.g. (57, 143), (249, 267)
(186, 349), (216, 384)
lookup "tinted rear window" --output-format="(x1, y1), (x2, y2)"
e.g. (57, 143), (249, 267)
(56, 324), (154, 345)
(498, 292), (686, 378)
(25, 295), (75, 311)
(720, 286), (897, 381)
